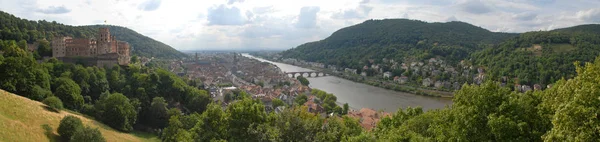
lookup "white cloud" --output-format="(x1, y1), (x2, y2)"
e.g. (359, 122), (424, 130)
(0, 0), (597, 51)
(138, 0), (161, 11)
(512, 12), (537, 21)
(331, 1), (373, 19)
(446, 15), (458, 22)
(576, 8), (600, 23)
(295, 6), (320, 29)
(207, 5), (248, 26)
(458, 0), (492, 14)
(227, 0), (245, 5)
(36, 5), (71, 14)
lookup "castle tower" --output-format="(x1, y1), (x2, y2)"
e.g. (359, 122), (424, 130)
(99, 28), (111, 42)
(97, 28), (112, 54)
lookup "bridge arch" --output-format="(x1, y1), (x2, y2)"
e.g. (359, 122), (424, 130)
(285, 71), (328, 78)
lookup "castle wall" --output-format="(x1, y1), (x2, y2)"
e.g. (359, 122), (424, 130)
(51, 37), (71, 58)
(51, 28), (130, 67)
(66, 38), (94, 57)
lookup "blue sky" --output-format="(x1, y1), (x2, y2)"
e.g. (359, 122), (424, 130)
(0, 0), (599, 50)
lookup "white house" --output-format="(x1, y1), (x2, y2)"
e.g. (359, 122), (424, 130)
(383, 72), (392, 78)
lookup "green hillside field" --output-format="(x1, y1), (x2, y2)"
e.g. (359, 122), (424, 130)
(0, 89), (159, 142)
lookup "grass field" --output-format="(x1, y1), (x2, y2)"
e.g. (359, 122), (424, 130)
(0, 89), (160, 142)
(524, 44), (576, 56)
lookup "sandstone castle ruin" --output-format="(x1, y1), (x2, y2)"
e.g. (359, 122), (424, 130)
(52, 27), (130, 67)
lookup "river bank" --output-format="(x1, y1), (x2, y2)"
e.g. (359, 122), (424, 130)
(307, 66), (454, 98)
(252, 54), (454, 98)
(243, 53), (452, 112)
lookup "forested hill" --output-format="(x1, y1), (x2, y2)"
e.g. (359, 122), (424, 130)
(552, 24), (600, 33)
(0, 11), (186, 59)
(471, 26), (600, 86)
(280, 19), (517, 68)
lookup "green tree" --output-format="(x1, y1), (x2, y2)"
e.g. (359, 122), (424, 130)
(58, 115), (83, 141)
(317, 116), (362, 141)
(257, 81), (265, 87)
(226, 98), (267, 141)
(272, 98), (285, 108)
(184, 87), (211, 113)
(54, 77), (84, 110)
(0, 43), (50, 99)
(343, 103), (350, 114)
(162, 116), (187, 142)
(88, 68), (110, 100)
(191, 103), (228, 141)
(294, 94), (308, 105)
(271, 107), (322, 141)
(32, 85), (52, 101)
(540, 59), (600, 141)
(37, 40), (52, 57)
(297, 76), (310, 86)
(130, 55), (139, 63)
(95, 93), (137, 132)
(17, 39), (27, 50)
(70, 126), (106, 142)
(72, 66), (91, 96)
(43, 96), (63, 111)
(149, 97), (169, 128)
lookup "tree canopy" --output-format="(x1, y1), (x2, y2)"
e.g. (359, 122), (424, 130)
(95, 92), (137, 132)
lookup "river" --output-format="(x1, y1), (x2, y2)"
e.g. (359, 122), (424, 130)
(242, 54), (452, 112)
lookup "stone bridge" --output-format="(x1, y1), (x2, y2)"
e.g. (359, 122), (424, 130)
(285, 71), (328, 78)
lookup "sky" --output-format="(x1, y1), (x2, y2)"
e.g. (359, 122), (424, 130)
(1, 0), (599, 51)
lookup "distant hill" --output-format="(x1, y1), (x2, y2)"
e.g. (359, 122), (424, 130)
(0, 89), (159, 142)
(0, 11), (186, 59)
(280, 19), (517, 69)
(552, 24), (600, 34)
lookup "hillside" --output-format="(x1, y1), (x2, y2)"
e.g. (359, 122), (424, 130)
(470, 28), (600, 86)
(0, 11), (186, 59)
(552, 24), (600, 34)
(0, 89), (159, 142)
(280, 19), (517, 68)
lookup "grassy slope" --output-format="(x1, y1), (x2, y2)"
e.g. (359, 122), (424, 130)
(0, 90), (159, 142)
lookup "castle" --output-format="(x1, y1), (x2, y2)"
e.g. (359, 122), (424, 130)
(51, 28), (130, 67)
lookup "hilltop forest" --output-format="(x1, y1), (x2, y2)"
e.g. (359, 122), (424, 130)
(0, 11), (186, 59)
(281, 19), (600, 86)
(281, 19), (517, 67)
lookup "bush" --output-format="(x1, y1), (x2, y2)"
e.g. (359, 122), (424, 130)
(54, 77), (84, 110)
(297, 76), (310, 86)
(42, 96), (63, 111)
(80, 104), (96, 117)
(95, 93), (137, 132)
(58, 115), (83, 141)
(32, 85), (52, 101)
(70, 126), (106, 142)
(272, 98), (285, 108)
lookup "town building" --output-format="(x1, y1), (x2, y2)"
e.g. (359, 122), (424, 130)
(383, 72), (392, 78)
(51, 28), (130, 67)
